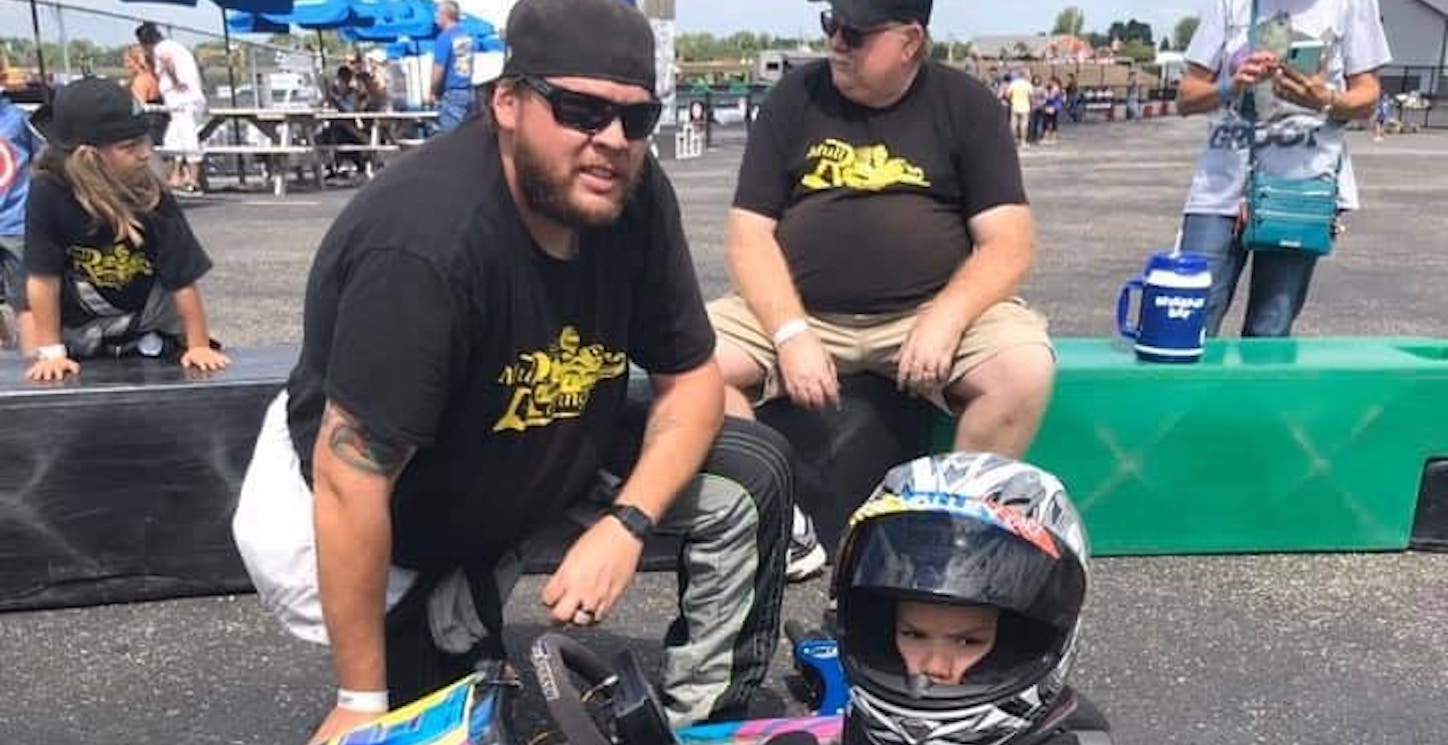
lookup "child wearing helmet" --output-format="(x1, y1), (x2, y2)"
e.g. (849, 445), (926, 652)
(831, 452), (1108, 745)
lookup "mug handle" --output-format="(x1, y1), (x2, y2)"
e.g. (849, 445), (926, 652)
(1117, 278), (1143, 340)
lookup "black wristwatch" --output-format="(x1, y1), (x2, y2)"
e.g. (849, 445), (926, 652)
(607, 504), (654, 541)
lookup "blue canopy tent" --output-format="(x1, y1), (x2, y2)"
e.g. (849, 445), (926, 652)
(226, 11), (291, 34)
(225, 0), (374, 75)
(339, 0), (435, 42)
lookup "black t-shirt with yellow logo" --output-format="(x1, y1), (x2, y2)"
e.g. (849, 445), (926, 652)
(285, 127), (714, 571)
(734, 61), (1027, 314)
(23, 175), (212, 327)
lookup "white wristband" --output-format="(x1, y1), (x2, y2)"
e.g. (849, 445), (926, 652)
(771, 318), (810, 348)
(35, 344), (67, 361)
(337, 688), (389, 713)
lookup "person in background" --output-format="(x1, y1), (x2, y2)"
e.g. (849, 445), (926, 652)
(1373, 88), (1390, 141)
(430, 0), (476, 132)
(318, 65), (367, 177)
(123, 45), (169, 147)
(1175, 0), (1390, 337)
(1065, 72), (1083, 123)
(1042, 77), (1064, 145)
(0, 91), (36, 349)
(1027, 74), (1046, 144)
(1124, 71), (1142, 120)
(136, 22), (207, 194)
(21, 78), (228, 380)
(1006, 71), (1033, 144)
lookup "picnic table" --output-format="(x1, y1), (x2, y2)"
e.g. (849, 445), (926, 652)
(167, 107), (442, 196)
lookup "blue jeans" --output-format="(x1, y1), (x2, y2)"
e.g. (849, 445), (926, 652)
(1179, 213), (1319, 337)
(436, 88), (476, 133)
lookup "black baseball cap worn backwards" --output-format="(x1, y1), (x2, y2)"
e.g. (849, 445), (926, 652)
(501, 0), (657, 92)
(827, 0), (932, 26)
(30, 77), (151, 150)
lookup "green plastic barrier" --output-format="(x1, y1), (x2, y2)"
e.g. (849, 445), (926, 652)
(968, 337), (1448, 555)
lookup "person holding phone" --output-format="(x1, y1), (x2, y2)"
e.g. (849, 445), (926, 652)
(1174, 0), (1390, 337)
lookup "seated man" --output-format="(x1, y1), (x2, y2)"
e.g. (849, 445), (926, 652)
(709, 0), (1054, 579)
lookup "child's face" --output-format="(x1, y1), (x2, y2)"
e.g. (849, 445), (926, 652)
(895, 601), (999, 685)
(97, 136), (154, 176)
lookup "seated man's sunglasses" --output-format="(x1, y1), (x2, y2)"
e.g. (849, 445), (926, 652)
(518, 76), (663, 141)
(819, 10), (895, 50)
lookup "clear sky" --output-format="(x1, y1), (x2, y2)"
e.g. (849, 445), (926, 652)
(1, 0), (1203, 51)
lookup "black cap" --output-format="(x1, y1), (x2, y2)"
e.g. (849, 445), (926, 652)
(828, 0), (932, 26)
(30, 77), (151, 150)
(502, 0), (656, 92)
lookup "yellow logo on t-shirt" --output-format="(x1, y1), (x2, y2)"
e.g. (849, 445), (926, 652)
(493, 325), (628, 433)
(67, 243), (154, 289)
(800, 138), (930, 192)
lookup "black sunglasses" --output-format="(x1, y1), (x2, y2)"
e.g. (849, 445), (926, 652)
(820, 10), (893, 50)
(517, 76), (662, 141)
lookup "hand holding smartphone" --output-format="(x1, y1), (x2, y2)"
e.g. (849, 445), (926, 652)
(1285, 39), (1325, 75)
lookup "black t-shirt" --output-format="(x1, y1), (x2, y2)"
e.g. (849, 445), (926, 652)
(286, 125), (715, 571)
(23, 175), (212, 326)
(733, 61), (1027, 314)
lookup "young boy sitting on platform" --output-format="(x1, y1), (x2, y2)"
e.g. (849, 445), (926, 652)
(20, 77), (228, 381)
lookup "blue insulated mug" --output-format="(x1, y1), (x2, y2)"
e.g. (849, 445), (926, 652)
(1116, 252), (1212, 363)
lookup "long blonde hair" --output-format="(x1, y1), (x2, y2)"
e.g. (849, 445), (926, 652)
(34, 144), (162, 247)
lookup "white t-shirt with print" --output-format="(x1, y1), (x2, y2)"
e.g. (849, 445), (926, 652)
(1182, 0), (1391, 216)
(154, 39), (206, 108)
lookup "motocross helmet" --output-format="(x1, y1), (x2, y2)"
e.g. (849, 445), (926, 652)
(833, 452), (1089, 745)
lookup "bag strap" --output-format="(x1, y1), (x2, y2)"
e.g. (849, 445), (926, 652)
(1246, 0), (1261, 168)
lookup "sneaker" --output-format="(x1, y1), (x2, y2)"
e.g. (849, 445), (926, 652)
(786, 506), (828, 582)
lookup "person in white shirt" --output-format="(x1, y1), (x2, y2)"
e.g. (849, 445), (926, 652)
(1175, 0), (1390, 337)
(136, 22), (207, 193)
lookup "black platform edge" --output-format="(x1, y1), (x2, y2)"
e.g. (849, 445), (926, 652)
(1410, 457), (1448, 552)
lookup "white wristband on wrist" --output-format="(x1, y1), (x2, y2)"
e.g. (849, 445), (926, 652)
(35, 344), (67, 361)
(771, 318), (810, 348)
(337, 688), (389, 713)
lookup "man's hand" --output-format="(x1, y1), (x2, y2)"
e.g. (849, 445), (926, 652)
(181, 345), (230, 372)
(540, 516), (644, 626)
(26, 356), (79, 381)
(896, 305), (967, 397)
(777, 332), (840, 410)
(308, 705), (382, 745)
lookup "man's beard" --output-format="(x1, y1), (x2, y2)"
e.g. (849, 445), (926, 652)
(514, 136), (641, 229)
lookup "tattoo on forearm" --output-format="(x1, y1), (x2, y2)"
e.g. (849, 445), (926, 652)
(323, 402), (413, 477)
(642, 414), (682, 448)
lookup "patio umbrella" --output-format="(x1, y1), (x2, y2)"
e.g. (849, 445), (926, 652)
(226, 11), (291, 34)
(338, 0), (434, 43)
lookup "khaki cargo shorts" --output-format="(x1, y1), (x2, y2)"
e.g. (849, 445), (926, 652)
(708, 295), (1052, 411)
